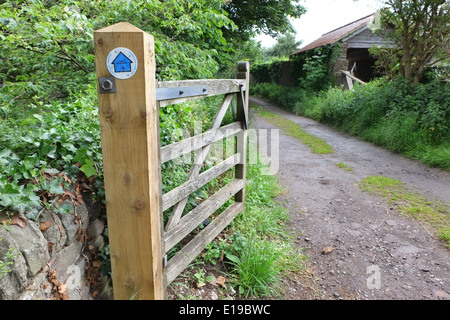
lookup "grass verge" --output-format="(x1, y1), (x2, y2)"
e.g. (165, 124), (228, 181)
(254, 107), (333, 154)
(172, 160), (308, 299)
(228, 161), (308, 298)
(359, 175), (450, 249)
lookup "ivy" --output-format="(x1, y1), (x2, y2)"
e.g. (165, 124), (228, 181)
(250, 43), (342, 92)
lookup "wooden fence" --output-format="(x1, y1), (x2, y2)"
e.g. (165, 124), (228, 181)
(94, 22), (248, 299)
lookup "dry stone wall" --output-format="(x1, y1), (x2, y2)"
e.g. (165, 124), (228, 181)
(0, 193), (107, 300)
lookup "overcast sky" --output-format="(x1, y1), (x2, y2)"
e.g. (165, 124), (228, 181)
(257, 0), (384, 48)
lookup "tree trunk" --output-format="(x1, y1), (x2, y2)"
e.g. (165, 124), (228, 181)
(402, 46), (413, 81)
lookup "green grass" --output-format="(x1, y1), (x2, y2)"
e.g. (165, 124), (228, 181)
(255, 108), (333, 154)
(336, 162), (353, 172)
(359, 175), (450, 248)
(228, 160), (307, 298)
(194, 159), (307, 299)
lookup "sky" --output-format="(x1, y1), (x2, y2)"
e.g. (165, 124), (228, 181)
(257, 0), (384, 49)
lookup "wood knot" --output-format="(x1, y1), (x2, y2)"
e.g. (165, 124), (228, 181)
(133, 200), (145, 211)
(103, 106), (113, 119)
(123, 173), (132, 184)
(124, 278), (135, 288)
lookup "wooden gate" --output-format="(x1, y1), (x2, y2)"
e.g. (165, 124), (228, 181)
(94, 22), (248, 299)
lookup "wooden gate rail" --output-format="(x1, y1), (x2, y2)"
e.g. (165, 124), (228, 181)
(94, 22), (249, 299)
(157, 77), (249, 285)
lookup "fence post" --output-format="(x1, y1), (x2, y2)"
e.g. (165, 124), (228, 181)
(235, 62), (250, 204)
(94, 22), (164, 300)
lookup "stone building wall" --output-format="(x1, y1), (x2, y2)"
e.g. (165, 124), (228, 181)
(332, 43), (350, 89)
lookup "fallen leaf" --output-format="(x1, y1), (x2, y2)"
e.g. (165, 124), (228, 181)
(40, 220), (52, 231)
(1, 213), (28, 228)
(58, 283), (67, 294)
(321, 246), (335, 255)
(48, 242), (54, 253)
(216, 276), (226, 287)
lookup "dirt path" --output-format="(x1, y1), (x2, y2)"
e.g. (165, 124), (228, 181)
(250, 96), (450, 300)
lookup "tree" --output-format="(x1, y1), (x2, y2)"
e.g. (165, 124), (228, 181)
(265, 33), (302, 60)
(380, 0), (449, 83)
(224, 0), (306, 40)
(234, 39), (265, 65)
(0, 0), (237, 109)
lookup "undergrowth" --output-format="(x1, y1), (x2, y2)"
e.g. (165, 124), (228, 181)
(228, 161), (307, 298)
(251, 78), (450, 171)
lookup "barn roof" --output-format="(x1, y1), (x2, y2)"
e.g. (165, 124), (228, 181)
(292, 13), (376, 55)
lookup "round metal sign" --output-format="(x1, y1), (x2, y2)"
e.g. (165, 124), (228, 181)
(106, 47), (138, 80)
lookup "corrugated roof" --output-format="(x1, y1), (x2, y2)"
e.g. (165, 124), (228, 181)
(292, 13), (375, 55)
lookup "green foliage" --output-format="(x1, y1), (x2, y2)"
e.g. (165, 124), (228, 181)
(228, 161), (306, 298)
(253, 77), (450, 170)
(264, 33), (301, 60)
(197, 160), (307, 298)
(250, 82), (314, 113)
(250, 44), (341, 90)
(319, 79), (450, 170)
(0, 0), (237, 96)
(0, 0), (310, 298)
(379, 0), (449, 83)
(229, 238), (280, 298)
(224, 0), (306, 40)
(0, 84), (102, 219)
(250, 61), (286, 86)
(0, 245), (17, 278)
(297, 45), (341, 91)
(233, 39), (265, 65)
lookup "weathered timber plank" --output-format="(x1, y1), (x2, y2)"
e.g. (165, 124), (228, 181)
(157, 79), (246, 107)
(164, 178), (245, 253)
(162, 153), (240, 211)
(341, 70), (366, 85)
(166, 201), (244, 284)
(160, 121), (242, 164)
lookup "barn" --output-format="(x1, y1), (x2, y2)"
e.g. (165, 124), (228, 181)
(291, 13), (393, 88)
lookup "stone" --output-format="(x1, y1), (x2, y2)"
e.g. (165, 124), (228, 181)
(434, 290), (450, 300)
(385, 220), (397, 226)
(40, 210), (67, 257)
(7, 221), (50, 276)
(57, 200), (89, 245)
(87, 219), (104, 238)
(347, 229), (362, 237)
(0, 229), (29, 300)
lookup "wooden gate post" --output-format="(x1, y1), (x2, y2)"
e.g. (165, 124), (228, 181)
(94, 22), (164, 300)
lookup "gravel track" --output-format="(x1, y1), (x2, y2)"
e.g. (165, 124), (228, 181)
(250, 96), (450, 300)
